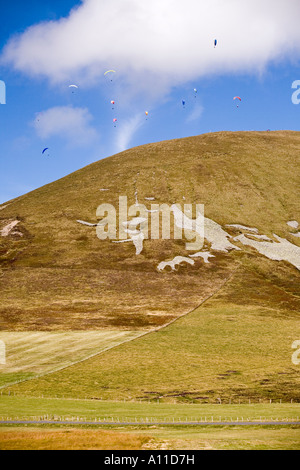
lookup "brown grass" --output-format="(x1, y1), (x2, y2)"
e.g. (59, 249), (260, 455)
(0, 428), (154, 450)
(0, 131), (299, 331)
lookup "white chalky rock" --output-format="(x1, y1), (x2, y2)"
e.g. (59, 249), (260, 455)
(77, 220), (98, 227)
(235, 233), (300, 271)
(158, 256), (195, 272)
(226, 224), (259, 233)
(1, 220), (20, 237)
(189, 252), (215, 263)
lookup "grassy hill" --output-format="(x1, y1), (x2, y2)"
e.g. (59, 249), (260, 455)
(0, 131), (299, 401)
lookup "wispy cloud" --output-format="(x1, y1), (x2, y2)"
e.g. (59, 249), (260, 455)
(33, 106), (99, 146)
(186, 104), (204, 123)
(115, 114), (144, 152)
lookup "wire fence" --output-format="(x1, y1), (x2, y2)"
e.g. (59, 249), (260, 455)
(0, 390), (299, 405)
(0, 415), (299, 425)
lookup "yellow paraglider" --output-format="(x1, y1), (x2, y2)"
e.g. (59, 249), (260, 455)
(104, 70), (116, 82)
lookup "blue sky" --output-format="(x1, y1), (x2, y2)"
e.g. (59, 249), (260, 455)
(0, 0), (300, 204)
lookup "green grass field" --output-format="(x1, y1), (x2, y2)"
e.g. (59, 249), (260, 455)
(5, 264), (299, 402)
(1, 396), (299, 422)
(0, 330), (145, 387)
(0, 397), (299, 450)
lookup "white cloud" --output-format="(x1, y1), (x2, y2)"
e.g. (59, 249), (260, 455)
(2, 0), (300, 98)
(115, 114), (144, 152)
(33, 106), (99, 146)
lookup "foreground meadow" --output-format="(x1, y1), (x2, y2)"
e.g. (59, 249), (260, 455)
(0, 423), (299, 450)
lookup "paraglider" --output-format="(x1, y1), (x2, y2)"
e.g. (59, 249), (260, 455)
(214, 39), (217, 48)
(69, 85), (78, 94)
(233, 96), (242, 107)
(194, 88), (197, 98)
(104, 70), (116, 82)
(111, 100), (115, 109)
(145, 111), (149, 120)
(182, 100), (186, 108)
(42, 148), (49, 156)
(113, 118), (117, 127)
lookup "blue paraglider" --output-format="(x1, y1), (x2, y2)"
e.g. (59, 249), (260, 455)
(214, 39), (217, 48)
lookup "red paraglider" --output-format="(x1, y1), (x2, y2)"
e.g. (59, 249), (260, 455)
(233, 96), (242, 107)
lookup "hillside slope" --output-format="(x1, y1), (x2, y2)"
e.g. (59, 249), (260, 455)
(0, 131), (299, 332)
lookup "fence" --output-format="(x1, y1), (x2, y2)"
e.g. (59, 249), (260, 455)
(0, 415), (299, 425)
(0, 390), (298, 405)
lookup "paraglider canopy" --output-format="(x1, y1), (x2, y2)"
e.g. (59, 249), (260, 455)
(182, 100), (186, 107)
(69, 85), (78, 94)
(42, 148), (49, 155)
(233, 96), (242, 108)
(214, 39), (217, 48)
(104, 70), (116, 81)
